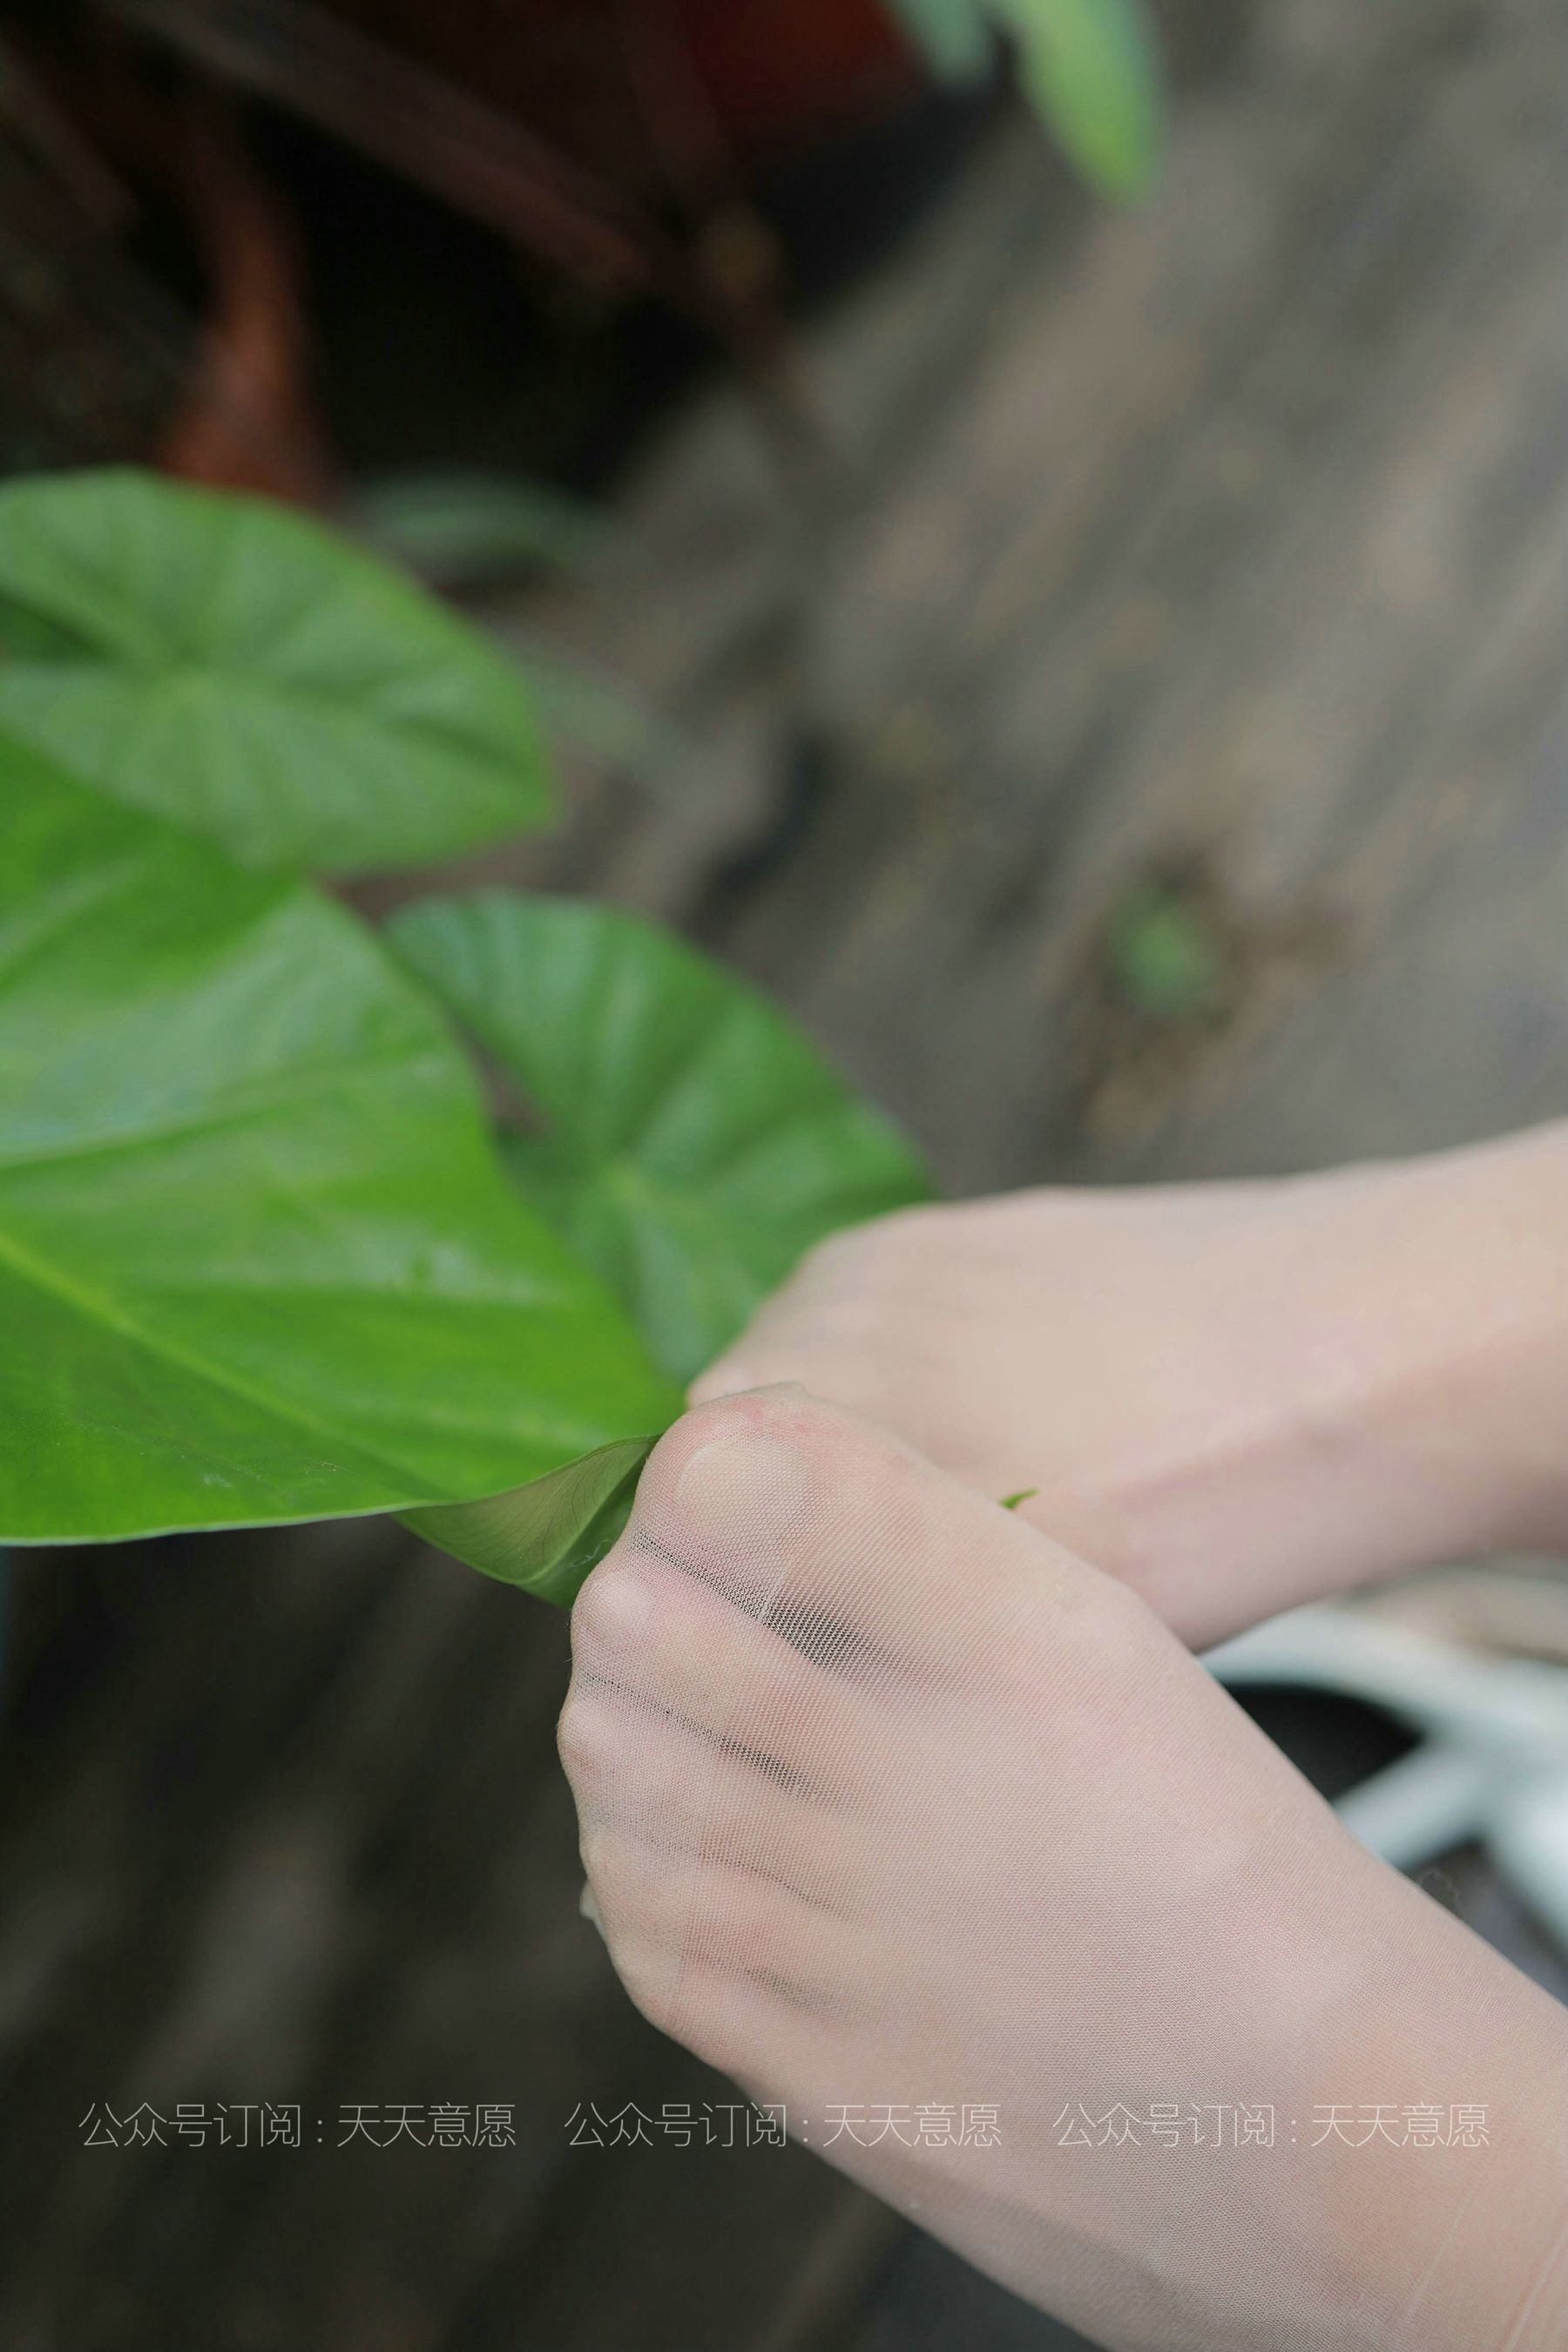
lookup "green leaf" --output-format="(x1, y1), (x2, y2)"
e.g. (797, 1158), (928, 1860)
(997, 0), (1161, 199)
(389, 890), (933, 1384)
(1106, 882), (1227, 1020)
(884, 0), (995, 80)
(402, 1435), (655, 1605)
(0, 468), (554, 874)
(355, 470), (618, 589)
(0, 740), (678, 1544)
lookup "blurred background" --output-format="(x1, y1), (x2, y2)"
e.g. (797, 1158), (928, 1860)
(1, 0), (1565, 2345)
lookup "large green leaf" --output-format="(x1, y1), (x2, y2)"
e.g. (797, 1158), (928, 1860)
(402, 1435), (654, 1605)
(0, 469), (553, 874)
(389, 890), (932, 1384)
(0, 742), (677, 1544)
(996, 0), (1160, 199)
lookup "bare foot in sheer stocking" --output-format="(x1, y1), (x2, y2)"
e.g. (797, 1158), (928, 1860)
(560, 1391), (1568, 2352)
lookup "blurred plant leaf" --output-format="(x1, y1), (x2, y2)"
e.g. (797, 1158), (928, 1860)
(993, 0), (1160, 198)
(390, 889), (933, 1383)
(1106, 881), (1227, 1019)
(884, 0), (995, 79)
(0, 597), (84, 658)
(0, 741), (678, 1544)
(355, 470), (620, 590)
(0, 468), (554, 874)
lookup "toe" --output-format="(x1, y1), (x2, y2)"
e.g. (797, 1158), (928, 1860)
(625, 1389), (1075, 1686)
(570, 1538), (896, 1795)
(558, 1684), (868, 1906)
(579, 1828), (867, 2042)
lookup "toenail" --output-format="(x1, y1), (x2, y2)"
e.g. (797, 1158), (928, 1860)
(675, 1432), (811, 1539)
(583, 1568), (652, 1644)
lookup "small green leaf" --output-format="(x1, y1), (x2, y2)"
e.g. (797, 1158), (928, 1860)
(1106, 882), (1227, 1020)
(0, 741), (677, 1544)
(996, 0), (1161, 199)
(355, 470), (618, 589)
(0, 468), (554, 873)
(1000, 1487), (1039, 1511)
(402, 1435), (655, 1606)
(389, 890), (933, 1383)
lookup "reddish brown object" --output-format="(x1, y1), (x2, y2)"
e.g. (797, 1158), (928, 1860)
(294, 0), (917, 188)
(9, 0), (929, 489)
(674, 0), (916, 156)
(106, 0), (897, 457)
(156, 91), (334, 500)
